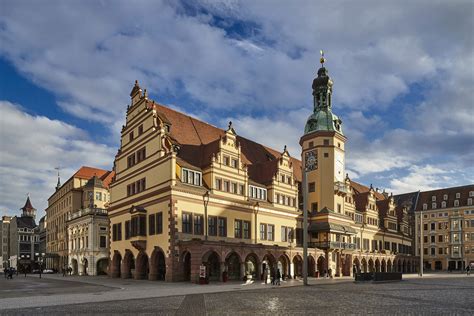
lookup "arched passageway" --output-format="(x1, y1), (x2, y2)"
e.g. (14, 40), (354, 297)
(375, 259), (381, 272)
(121, 251), (135, 279)
(82, 258), (88, 275)
(368, 259), (374, 273)
(182, 251), (191, 281)
(262, 254), (276, 282)
(307, 256), (316, 277)
(135, 252), (149, 280)
(225, 252), (242, 281)
(292, 255), (303, 278)
(71, 259), (78, 275)
(150, 248), (166, 281)
(353, 257), (361, 274)
(96, 258), (109, 275)
(381, 259), (386, 273)
(112, 252), (122, 278)
(387, 260), (392, 272)
(361, 258), (368, 273)
(277, 255), (290, 279)
(317, 255), (326, 275)
(402, 260), (407, 273)
(244, 253), (259, 280)
(203, 251), (221, 281)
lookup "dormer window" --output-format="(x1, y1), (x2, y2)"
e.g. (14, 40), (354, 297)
(456, 193), (460, 199)
(432, 202), (436, 209)
(231, 158), (238, 168)
(249, 185), (267, 201)
(454, 200), (459, 207)
(223, 156), (230, 166)
(432, 196), (436, 202)
(181, 168), (202, 186)
(423, 203), (427, 210)
(470, 191), (474, 197)
(441, 201), (446, 208)
(468, 198), (473, 206)
(443, 194), (448, 200)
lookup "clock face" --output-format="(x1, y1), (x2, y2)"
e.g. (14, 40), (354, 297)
(335, 150), (345, 182)
(305, 150), (317, 171)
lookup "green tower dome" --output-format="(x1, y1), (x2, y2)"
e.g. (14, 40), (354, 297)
(304, 58), (343, 136)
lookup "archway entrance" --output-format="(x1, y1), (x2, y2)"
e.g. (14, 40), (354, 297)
(135, 252), (149, 280)
(82, 258), (89, 275)
(387, 260), (392, 272)
(121, 251), (135, 279)
(225, 252), (241, 280)
(375, 259), (380, 272)
(262, 254), (276, 282)
(361, 258), (367, 273)
(203, 251), (220, 281)
(307, 256), (316, 277)
(277, 255), (290, 279)
(150, 248), (166, 281)
(112, 252), (122, 277)
(293, 255), (303, 278)
(244, 253), (259, 280)
(368, 259), (374, 273)
(317, 255), (326, 275)
(71, 259), (78, 275)
(381, 259), (386, 273)
(96, 258), (109, 275)
(353, 257), (361, 274)
(182, 252), (191, 281)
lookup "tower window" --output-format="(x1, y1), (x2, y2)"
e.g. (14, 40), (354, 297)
(308, 182), (315, 192)
(308, 141), (314, 148)
(323, 139), (330, 146)
(324, 153), (329, 158)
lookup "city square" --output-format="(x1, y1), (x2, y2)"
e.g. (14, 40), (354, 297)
(1, 0), (473, 315)
(1, 273), (473, 314)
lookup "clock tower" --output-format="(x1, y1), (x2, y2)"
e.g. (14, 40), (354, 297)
(300, 53), (347, 216)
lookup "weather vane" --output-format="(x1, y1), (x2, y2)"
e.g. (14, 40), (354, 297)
(320, 50), (326, 66)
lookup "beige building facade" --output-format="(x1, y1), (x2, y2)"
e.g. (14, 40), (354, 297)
(413, 185), (474, 271)
(109, 64), (416, 283)
(46, 167), (113, 271)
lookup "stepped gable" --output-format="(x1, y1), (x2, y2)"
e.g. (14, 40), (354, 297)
(152, 102), (302, 184)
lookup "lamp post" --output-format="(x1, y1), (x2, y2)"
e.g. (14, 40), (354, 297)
(203, 191), (210, 240)
(35, 253), (45, 278)
(302, 149), (316, 286)
(419, 211), (424, 277)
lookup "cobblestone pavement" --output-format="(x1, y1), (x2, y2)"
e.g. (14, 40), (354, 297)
(1, 275), (473, 315)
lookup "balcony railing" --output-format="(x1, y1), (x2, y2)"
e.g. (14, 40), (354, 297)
(68, 208), (107, 221)
(311, 241), (357, 250)
(334, 181), (348, 195)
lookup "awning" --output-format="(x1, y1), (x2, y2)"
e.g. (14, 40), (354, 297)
(309, 222), (357, 235)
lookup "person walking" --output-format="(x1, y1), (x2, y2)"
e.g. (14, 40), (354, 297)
(3, 267), (7, 279)
(263, 268), (268, 284)
(276, 268), (281, 286)
(466, 265), (471, 276)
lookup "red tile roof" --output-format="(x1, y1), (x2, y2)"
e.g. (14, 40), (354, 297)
(151, 102), (302, 183)
(414, 184), (474, 211)
(73, 166), (114, 189)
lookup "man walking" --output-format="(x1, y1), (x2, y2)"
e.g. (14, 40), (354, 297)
(466, 265), (471, 276)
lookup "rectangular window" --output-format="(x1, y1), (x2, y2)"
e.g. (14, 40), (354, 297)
(136, 147), (146, 163)
(156, 212), (163, 234)
(181, 168), (202, 186)
(100, 236), (107, 248)
(323, 139), (330, 146)
(231, 159), (238, 168)
(194, 214), (204, 235)
(129, 131), (134, 142)
(308, 182), (315, 192)
(95, 192), (102, 201)
(281, 226), (287, 242)
(182, 212), (193, 234)
(234, 219), (242, 238)
(267, 224), (274, 241)
(208, 216), (217, 236)
(117, 223), (122, 241)
(239, 184), (244, 195)
(223, 180), (230, 192)
(218, 217), (227, 237)
(138, 124), (143, 135)
(215, 178), (222, 190)
(127, 154), (136, 168)
(149, 214), (156, 235)
(260, 223), (266, 240)
(231, 182), (237, 194)
(438, 235), (443, 242)
(223, 155), (230, 166)
(243, 221), (250, 239)
(249, 185), (267, 200)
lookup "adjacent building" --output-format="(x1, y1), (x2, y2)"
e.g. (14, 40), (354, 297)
(108, 60), (416, 283)
(0, 215), (12, 269)
(8, 196), (40, 272)
(404, 185), (474, 271)
(45, 166), (113, 271)
(67, 175), (111, 275)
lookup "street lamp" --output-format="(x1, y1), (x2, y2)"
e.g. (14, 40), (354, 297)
(203, 191), (210, 240)
(35, 253), (46, 278)
(302, 149), (316, 286)
(419, 211), (424, 277)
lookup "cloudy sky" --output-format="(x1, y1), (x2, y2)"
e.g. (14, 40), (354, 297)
(0, 0), (473, 218)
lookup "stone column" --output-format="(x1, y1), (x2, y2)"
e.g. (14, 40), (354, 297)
(290, 262), (295, 278)
(240, 262), (246, 280)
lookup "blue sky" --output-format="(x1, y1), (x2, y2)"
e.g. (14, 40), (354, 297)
(0, 0), (473, 218)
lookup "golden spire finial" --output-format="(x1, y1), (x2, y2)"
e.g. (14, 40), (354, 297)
(320, 50), (326, 66)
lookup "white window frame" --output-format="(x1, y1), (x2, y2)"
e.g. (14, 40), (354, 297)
(181, 168), (202, 186)
(249, 185), (267, 201)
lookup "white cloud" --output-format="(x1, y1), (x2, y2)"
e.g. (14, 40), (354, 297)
(0, 101), (115, 218)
